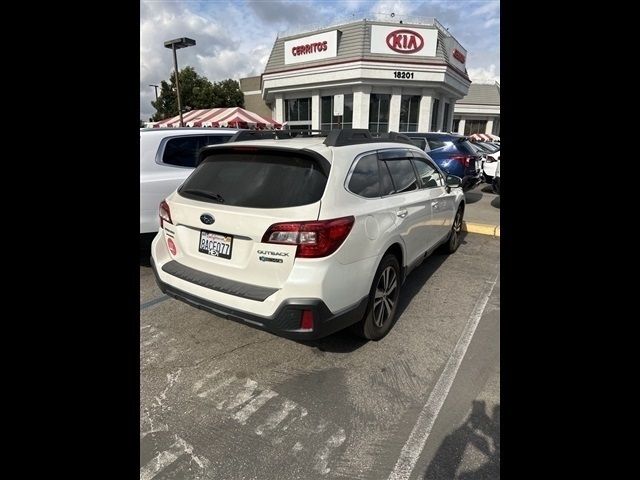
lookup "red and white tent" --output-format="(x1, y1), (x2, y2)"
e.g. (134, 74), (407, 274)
(469, 133), (499, 142)
(153, 107), (281, 129)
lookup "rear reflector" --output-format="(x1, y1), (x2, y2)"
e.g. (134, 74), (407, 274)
(262, 216), (354, 258)
(300, 310), (314, 331)
(167, 238), (177, 256)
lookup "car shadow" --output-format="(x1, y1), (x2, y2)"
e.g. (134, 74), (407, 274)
(394, 235), (467, 320)
(480, 185), (495, 194)
(295, 328), (369, 353)
(423, 399), (500, 479)
(464, 192), (482, 204)
(140, 233), (155, 267)
(491, 196), (500, 208)
(300, 234), (468, 354)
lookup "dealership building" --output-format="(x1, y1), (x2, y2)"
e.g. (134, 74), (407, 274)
(453, 82), (500, 136)
(240, 18), (473, 134)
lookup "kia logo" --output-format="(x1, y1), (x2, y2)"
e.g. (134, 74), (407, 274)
(200, 214), (215, 225)
(386, 29), (424, 53)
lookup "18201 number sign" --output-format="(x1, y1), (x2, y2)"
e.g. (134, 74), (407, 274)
(394, 71), (414, 79)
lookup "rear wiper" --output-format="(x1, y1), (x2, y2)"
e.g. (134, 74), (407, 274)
(181, 189), (225, 203)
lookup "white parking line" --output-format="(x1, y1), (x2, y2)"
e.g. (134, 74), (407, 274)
(387, 272), (499, 480)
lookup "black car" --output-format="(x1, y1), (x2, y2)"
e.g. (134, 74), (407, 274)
(406, 133), (482, 191)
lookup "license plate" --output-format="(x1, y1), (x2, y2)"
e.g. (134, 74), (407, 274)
(198, 230), (233, 259)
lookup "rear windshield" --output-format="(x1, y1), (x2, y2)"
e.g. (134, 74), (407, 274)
(179, 150), (327, 208)
(427, 139), (449, 150)
(456, 140), (478, 156)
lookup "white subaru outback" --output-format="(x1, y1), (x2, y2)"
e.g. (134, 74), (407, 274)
(150, 129), (465, 341)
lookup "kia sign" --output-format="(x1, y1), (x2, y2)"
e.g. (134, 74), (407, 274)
(284, 30), (338, 65)
(371, 25), (437, 57)
(386, 29), (424, 53)
(452, 49), (466, 63)
(443, 37), (468, 71)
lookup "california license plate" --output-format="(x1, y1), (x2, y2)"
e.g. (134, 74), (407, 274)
(198, 230), (233, 259)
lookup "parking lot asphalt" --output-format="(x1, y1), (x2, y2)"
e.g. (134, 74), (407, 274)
(463, 183), (500, 236)
(140, 233), (499, 480)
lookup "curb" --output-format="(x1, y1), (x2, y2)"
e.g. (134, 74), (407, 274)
(462, 222), (500, 237)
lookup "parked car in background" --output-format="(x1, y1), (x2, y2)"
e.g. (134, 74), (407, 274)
(140, 128), (239, 234)
(474, 141), (500, 153)
(150, 129), (465, 341)
(468, 141), (501, 183)
(406, 133), (482, 191)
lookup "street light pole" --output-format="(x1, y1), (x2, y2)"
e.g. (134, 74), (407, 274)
(149, 84), (159, 101)
(164, 37), (196, 127)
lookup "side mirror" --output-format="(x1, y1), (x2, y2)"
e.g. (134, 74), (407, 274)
(445, 175), (462, 188)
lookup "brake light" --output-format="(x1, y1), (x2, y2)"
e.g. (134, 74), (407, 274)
(159, 200), (172, 228)
(262, 216), (355, 258)
(451, 155), (471, 168)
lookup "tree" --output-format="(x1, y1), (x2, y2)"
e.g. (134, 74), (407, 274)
(151, 67), (244, 121)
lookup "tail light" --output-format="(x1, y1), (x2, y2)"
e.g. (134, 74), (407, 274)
(159, 200), (172, 228)
(262, 216), (354, 258)
(451, 155), (472, 168)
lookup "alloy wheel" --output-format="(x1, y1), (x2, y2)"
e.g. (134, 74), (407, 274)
(373, 266), (398, 327)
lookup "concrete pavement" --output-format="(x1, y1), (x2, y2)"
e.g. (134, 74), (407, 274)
(463, 183), (500, 237)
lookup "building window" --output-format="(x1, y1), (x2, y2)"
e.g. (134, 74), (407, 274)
(442, 103), (450, 131)
(369, 94), (390, 134)
(321, 95), (353, 131)
(452, 119), (460, 133)
(399, 95), (420, 132)
(285, 98), (311, 128)
(464, 120), (488, 135)
(430, 98), (440, 131)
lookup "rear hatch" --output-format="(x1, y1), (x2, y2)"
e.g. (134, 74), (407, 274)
(161, 146), (329, 290)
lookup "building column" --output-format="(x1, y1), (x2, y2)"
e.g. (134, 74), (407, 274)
(436, 96), (447, 131)
(311, 90), (320, 130)
(458, 118), (466, 135)
(274, 94), (284, 124)
(418, 88), (433, 132)
(486, 118), (494, 135)
(389, 87), (402, 132)
(447, 101), (456, 132)
(352, 85), (371, 129)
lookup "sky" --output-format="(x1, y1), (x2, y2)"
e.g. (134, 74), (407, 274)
(140, 0), (500, 121)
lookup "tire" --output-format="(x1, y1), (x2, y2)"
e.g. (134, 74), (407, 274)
(351, 254), (401, 341)
(443, 205), (464, 254)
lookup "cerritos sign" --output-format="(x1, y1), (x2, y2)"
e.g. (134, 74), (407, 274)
(284, 30), (338, 65)
(386, 29), (424, 53)
(371, 25), (438, 57)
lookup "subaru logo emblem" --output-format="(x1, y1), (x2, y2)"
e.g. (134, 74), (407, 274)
(200, 214), (215, 225)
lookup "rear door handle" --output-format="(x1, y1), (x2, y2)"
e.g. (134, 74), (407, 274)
(397, 209), (408, 218)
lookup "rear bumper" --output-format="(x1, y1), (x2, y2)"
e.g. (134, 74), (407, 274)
(150, 257), (368, 340)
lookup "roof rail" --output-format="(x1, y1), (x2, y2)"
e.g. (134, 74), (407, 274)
(324, 128), (415, 147)
(229, 129), (330, 142)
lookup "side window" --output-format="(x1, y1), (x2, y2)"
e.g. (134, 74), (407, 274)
(205, 135), (233, 146)
(427, 139), (448, 150)
(409, 137), (428, 151)
(379, 161), (395, 196)
(384, 159), (419, 193)
(412, 158), (444, 188)
(162, 136), (207, 167)
(348, 154), (380, 198)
